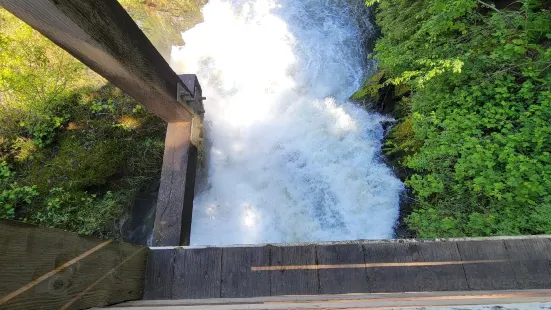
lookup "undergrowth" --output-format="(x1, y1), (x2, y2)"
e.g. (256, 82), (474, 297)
(355, 0), (551, 237)
(0, 8), (166, 238)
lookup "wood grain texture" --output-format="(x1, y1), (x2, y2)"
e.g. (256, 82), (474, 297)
(0, 0), (195, 122)
(0, 220), (147, 310)
(404, 242), (470, 291)
(504, 238), (551, 289)
(270, 246), (318, 296)
(363, 242), (469, 292)
(220, 247), (271, 298)
(172, 248), (223, 299)
(316, 244), (368, 294)
(180, 117), (201, 247)
(101, 290), (551, 309)
(363, 242), (414, 293)
(457, 240), (519, 290)
(143, 238), (551, 300)
(143, 250), (175, 300)
(152, 122), (193, 246)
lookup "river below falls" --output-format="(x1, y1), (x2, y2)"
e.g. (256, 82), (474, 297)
(169, 0), (403, 246)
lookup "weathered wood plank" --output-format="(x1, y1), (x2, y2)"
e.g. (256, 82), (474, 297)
(316, 244), (368, 294)
(0, 0), (195, 122)
(457, 240), (518, 290)
(105, 290), (551, 309)
(406, 242), (470, 291)
(505, 238), (551, 289)
(143, 250), (175, 300)
(180, 116), (201, 247)
(363, 242), (413, 293)
(65, 242), (148, 310)
(152, 122), (194, 246)
(270, 246), (318, 296)
(220, 247), (271, 298)
(172, 248), (222, 299)
(0, 220), (147, 310)
(363, 242), (469, 292)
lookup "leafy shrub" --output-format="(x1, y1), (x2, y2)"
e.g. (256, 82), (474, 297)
(33, 188), (124, 236)
(369, 0), (551, 236)
(0, 8), (166, 237)
(0, 162), (39, 219)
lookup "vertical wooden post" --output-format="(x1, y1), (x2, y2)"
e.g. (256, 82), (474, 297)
(152, 75), (203, 246)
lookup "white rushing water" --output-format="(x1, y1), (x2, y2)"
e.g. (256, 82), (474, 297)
(170, 0), (403, 245)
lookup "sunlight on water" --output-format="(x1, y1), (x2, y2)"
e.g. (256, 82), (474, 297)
(170, 0), (403, 245)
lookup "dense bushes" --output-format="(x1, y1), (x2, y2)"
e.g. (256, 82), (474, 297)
(0, 8), (166, 237)
(360, 0), (551, 236)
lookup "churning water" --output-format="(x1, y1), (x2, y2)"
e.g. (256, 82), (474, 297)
(170, 0), (403, 245)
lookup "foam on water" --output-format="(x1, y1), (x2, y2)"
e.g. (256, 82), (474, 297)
(170, 0), (403, 245)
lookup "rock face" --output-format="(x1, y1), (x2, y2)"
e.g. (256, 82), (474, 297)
(350, 73), (414, 238)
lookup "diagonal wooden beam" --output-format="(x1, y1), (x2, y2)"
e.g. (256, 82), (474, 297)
(0, 0), (195, 122)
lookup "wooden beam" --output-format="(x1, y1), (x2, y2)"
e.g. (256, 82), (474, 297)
(0, 0), (195, 122)
(151, 75), (203, 246)
(152, 122), (192, 246)
(0, 220), (148, 310)
(152, 117), (200, 246)
(97, 290), (551, 309)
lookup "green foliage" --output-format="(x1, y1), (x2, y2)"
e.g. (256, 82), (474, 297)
(118, 0), (204, 57)
(25, 135), (125, 191)
(371, 0), (551, 236)
(0, 162), (39, 219)
(0, 8), (166, 237)
(33, 188), (124, 236)
(351, 70), (386, 101)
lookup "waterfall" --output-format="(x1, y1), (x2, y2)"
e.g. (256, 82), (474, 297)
(170, 0), (403, 245)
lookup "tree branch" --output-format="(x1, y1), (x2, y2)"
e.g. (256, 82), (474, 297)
(477, 0), (503, 15)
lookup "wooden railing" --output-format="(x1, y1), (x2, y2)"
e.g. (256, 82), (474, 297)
(0, 0), (205, 248)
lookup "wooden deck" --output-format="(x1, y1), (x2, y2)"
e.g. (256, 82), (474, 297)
(143, 237), (551, 299)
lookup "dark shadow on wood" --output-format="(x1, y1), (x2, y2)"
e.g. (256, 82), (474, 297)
(0, 220), (148, 310)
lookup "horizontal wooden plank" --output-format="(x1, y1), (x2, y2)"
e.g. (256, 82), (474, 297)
(143, 237), (551, 300)
(220, 247), (271, 298)
(143, 250), (175, 300)
(457, 240), (518, 290)
(316, 244), (367, 294)
(505, 238), (551, 289)
(172, 248), (222, 299)
(269, 245), (318, 296)
(108, 290), (551, 309)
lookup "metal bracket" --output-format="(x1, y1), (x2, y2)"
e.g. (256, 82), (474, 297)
(177, 75), (205, 115)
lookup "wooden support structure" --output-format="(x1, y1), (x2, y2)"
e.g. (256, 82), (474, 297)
(101, 290), (551, 309)
(0, 220), (148, 310)
(0, 0), (197, 122)
(152, 75), (203, 247)
(143, 236), (551, 299)
(0, 1), (206, 246)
